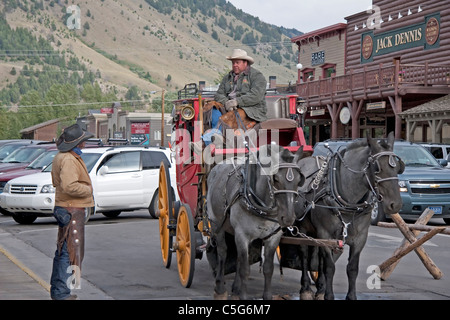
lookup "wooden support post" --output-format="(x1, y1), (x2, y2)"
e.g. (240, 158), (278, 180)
(378, 222), (450, 235)
(378, 226), (445, 273)
(378, 210), (443, 280)
(379, 209), (433, 279)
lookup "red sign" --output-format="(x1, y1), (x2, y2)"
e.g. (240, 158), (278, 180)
(100, 108), (114, 114)
(131, 122), (150, 134)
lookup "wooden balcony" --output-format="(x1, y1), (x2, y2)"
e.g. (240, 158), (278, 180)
(297, 62), (450, 107)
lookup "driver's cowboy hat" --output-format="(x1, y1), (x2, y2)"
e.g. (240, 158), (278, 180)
(56, 123), (94, 152)
(226, 49), (254, 65)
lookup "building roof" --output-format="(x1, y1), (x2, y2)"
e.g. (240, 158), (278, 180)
(400, 95), (450, 117)
(291, 23), (347, 44)
(19, 119), (60, 134)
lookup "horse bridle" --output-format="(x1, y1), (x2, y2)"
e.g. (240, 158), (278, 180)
(220, 149), (303, 225)
(241, 157), (302, 218)
(367, 151), (404, 202)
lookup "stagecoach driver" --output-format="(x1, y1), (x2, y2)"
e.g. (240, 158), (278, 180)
(191, 49), (267, 152)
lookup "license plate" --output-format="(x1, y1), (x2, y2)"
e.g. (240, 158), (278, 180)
(428, 206), (443, 214)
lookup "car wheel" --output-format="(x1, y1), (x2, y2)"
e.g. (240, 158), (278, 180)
(370, 202), (387, 226)
(149, 188), (159, 219)
(102, 211), (121, 218)
(85, 207), (94, 223)
(0, 207), (13, 216)
(12, 213), (37, 224)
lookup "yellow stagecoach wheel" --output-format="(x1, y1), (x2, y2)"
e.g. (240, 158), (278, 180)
(158, 162), (174, 268)
(174, 204), (195, 288)
(276, 246), (281, 262)
(276, 245), (318, 283)
(310, 271), (319, 283)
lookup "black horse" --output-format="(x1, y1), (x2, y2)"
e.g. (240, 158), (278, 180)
(206, 144), (304, 299)
(290, 132), (404, 300)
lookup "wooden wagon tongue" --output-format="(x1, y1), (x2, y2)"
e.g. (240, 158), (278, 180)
(280, 225), (344, 253)
(280, 236), (344, 252)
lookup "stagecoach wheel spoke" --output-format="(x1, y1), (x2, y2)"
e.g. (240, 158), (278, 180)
(275, 246), (281, 263)
(158, 162), (173, 269)
(309, 271), (319, 283)
(175, 204), (195, 288)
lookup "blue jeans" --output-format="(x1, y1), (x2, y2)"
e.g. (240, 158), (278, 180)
(202, 107), (222, 145)
(50, 240), (72, 300)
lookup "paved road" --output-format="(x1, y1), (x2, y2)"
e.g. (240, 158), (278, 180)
(0, 210), (449, 300)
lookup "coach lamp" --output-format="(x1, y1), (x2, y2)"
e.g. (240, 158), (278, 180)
(296, 97), (306, 115)
(180, 104), (195, 121)
(295, 97), (307, 128)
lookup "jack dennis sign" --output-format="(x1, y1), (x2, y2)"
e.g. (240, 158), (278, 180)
(361, 12), (440, 63)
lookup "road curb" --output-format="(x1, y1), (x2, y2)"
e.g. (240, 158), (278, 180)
(0, 232), (114, 300)
(0, 244), (50, 292)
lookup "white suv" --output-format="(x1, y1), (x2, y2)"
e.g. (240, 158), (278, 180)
(420, 143), (450, 168)
(0, 146), (177, 224)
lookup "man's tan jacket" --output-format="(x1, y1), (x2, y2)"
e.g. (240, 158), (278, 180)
(52, 151), (94, 208)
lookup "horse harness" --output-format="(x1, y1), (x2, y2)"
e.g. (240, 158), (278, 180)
(220, 151), (302, 239)
(304, 147), (402, 243)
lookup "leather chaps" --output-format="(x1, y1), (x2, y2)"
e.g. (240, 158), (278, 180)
(56, 207), (85, 275)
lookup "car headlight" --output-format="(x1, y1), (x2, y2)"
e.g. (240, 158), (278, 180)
(3, 182), (10, 193)
(398, 180), (407, 192)
(41, 184), (56, 193)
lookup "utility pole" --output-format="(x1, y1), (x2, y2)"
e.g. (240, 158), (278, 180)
(161, 89), (165, 147)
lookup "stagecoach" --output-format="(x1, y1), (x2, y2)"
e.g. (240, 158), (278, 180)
(157, 83), (324, 289)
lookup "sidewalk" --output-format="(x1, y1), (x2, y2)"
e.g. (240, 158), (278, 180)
(0, 248), (50, 300)
(0, 235), (113, 300)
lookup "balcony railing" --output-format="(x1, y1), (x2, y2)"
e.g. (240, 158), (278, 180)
(297, 63), (450, 105)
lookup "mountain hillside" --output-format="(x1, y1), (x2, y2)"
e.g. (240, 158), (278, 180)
(0, 0), (302, 137)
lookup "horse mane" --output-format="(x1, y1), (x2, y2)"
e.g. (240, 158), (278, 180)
(377, 138), (390, 150)
(345, 139), (368, 152)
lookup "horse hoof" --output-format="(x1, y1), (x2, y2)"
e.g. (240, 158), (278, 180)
(300, 291), (314, 300)
(262, 293), (273, 300)
(214, 291), (228, 300)
(315, 293), (325, 300)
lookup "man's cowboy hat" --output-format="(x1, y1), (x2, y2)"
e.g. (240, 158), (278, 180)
(56, 123), (94, 152)
(226, 49), (254, 65)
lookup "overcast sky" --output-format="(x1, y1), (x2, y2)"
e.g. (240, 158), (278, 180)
(227, 0), (373, 33)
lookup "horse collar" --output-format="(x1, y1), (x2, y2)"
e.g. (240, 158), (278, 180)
(328, 150), (375, 213)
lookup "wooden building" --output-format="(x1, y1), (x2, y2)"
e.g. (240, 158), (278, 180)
(291, 23), (347, 82)
(79, 104), (173, 147)
(293, 0), (450, 144)
(20, 119), (59, 141)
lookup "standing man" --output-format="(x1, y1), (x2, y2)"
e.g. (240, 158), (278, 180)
(50, 123), (94, 300)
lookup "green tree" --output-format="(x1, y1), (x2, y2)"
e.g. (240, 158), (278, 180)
(197, 21), (208, 33)
(20, 90), (43, 106)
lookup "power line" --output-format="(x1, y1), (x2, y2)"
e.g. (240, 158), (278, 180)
(0, 94), (166, 110)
